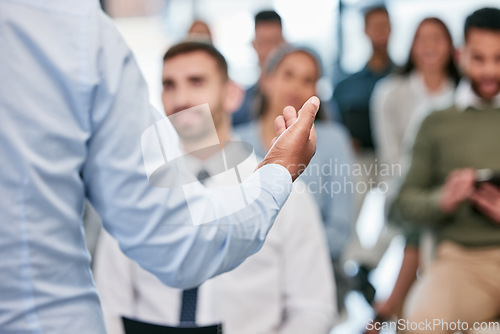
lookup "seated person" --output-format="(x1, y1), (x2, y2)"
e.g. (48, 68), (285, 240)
(235, 44), (355, 311)
(394, 8), (500, 334)
(232, 10), (285, 126)
(94, 41), (336, 334)
(367, 17), (459, 327)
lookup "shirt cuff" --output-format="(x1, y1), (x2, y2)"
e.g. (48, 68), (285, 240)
(422, 186), (455, 225)
(428, 186), (448, 217)
(254, 163), (293, 207)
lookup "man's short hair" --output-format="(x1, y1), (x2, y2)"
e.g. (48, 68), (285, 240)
(163, 41), (228, 80)
(363, 5), (389, 24)
(255, 10), (282, 27)
(464, 7), (500, 40)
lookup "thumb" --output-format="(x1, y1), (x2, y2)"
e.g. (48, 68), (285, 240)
(295, 96), (320, 133)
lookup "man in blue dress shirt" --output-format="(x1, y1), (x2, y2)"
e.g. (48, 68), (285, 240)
(0, 1), (320, 333)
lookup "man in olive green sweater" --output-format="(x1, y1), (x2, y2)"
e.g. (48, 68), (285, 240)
(395, 8), (500, 334)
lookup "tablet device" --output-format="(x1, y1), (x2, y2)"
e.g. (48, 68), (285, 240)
(475, 168), (500, 188)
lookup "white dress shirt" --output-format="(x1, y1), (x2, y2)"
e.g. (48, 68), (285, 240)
(94, 150), (337, 334)
(0, 1), (293, 333)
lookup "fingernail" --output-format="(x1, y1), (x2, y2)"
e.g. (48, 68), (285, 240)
(309, 96), (320, 108)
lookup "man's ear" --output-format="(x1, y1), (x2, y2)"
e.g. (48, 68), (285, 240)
(223, 80), (244, 114)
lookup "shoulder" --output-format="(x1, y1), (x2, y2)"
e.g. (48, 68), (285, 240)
(233, 121), (258, 140)
(377, 73), (407, 89)
(334, 68), (374, 94)
(315, 121), (348, 136)
(422, 105), (458, 124)
(314, 122), (352, 148)
(309, 122), (353, 169)
(373, 74), (409, 98)
(335, 70), (366, 88)
(416, 106), (459, 137)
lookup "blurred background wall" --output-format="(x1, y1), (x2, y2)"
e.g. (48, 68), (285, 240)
(101, 0), (500, 111)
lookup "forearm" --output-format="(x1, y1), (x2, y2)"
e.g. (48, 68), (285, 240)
(380, 246), (419, 318)
(96, 164), (291, 289)
(396, 186), (450, 225)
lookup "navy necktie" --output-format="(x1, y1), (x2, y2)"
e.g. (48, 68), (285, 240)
(180, 287), (198, 324)
(196, 169), (210, 185)
(179, 169), (210, 325)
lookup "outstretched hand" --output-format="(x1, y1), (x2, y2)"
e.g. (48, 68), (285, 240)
(258, 96), (319, 181)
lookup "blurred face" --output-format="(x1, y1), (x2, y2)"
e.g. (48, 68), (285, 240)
(162, 51), (227, 141)
(253, 22), (284, 68)
(188, 21), (212, 41)
(365, 11), (391, 51)
(412, 21), (451, 73)
(462, 28), (500, 100)
(264, 51), (318, 112)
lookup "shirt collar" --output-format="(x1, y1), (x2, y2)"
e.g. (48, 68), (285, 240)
(455, 79), (500, 111)
(183, 138), (256, 179)
(409, 71), (455, 101)
(362, 59), (394, 76)
(409, 71), (427, 98)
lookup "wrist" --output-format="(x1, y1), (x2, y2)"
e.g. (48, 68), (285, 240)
(439, 195), (462, 214)
(439, 201), (455, 214)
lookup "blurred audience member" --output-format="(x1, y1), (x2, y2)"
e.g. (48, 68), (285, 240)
(235, 45), (355, 312)
(372, 17), (460, 176)
(395, 8), (500, 334)
(94, 41), (336, 334)
(232, 10), (285, 126)
(187, 19), (213, 42)
(335, 6), (393, 306)
(366, 17), (460, 329)
(334, 5), (393, 155)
